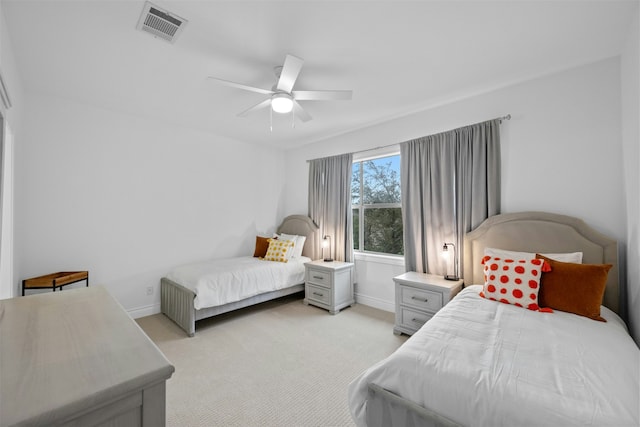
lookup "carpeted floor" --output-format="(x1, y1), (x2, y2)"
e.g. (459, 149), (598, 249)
(136, 293), (407, 427)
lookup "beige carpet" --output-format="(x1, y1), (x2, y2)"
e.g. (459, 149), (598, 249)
(136, 294), (407, 427)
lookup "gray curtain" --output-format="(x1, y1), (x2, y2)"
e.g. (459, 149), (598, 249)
(0, 114), (4, 268)
(308, 153), (354, 262)
(400, 119), (500, 276)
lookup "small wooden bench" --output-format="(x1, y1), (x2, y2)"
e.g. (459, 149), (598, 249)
(22, 271), (89, 296)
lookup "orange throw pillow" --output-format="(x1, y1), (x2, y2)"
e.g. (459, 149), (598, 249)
(253, 236), (272, 258)
(536, 254), (612, 321)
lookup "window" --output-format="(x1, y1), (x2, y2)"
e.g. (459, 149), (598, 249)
(352, 154), (403, 256)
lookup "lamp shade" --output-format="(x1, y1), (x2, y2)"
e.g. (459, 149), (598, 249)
(271, 93), (293, 113)
(442, 242), (459, 281)
(322, 235), (333, 262)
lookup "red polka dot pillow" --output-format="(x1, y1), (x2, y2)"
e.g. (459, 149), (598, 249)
(480, 255), (552, 311)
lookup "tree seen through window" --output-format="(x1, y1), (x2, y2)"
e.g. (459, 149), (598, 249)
(352, 155), (403, 255)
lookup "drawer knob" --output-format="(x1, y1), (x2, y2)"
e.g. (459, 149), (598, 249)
(411, 296), (428, 302)
(312, 275), (323, 280)
(313, 292), (324, 297)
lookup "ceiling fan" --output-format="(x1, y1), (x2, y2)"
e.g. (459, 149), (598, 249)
(208, 54), (352, 124)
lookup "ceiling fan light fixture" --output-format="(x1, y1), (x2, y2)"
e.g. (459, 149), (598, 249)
(271, 93), (293, 113)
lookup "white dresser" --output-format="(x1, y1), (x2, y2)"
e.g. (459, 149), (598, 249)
(303, 260), (355, 314)
(393, 272), (463, 335)
(0, 286), (174, 427)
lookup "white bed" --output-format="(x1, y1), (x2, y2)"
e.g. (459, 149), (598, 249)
(165, 255), (310, 310)
(348, 211), (639, 427)
(161, 215), (318, 336)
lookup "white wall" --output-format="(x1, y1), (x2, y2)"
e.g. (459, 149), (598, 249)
(15, 94), (287, 316)
(620, 7), (639, 344)
(284, 57), (626, 314)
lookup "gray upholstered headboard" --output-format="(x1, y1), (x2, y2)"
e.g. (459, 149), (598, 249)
(463, 211), (619, 314)
(277, 215), (319, 260)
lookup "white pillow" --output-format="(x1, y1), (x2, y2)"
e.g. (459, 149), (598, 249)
(276, 233), (306, 258)
(540, 252), (583, 263)
(483, 247), (583, 264)
(290, 235), (306, 258)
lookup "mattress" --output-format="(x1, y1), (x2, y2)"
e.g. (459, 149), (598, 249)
(349, 285), (639, 427)
(165, 256), (310, 310)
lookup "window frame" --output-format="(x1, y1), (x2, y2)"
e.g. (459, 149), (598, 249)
(352, 151), (403, 257)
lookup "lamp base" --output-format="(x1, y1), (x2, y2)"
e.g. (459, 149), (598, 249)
(444, 275), (459, 281)
(323, 258), (334, 262)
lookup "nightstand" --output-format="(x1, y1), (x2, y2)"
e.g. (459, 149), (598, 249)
(393, 272), (463, 335)
(303, 260), (355, 314)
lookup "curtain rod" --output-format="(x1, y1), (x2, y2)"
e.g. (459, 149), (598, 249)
(306, 114), (511, 163)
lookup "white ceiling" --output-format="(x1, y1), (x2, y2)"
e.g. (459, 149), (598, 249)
(3, 0), (637, 149)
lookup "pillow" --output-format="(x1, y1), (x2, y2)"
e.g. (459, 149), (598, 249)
(253, 236), (272, 258)
(484, 247), (583, 263)
(276, 233), (306, 258)
(292, 235), (306, 258)
(481, 255), (548, 311)
(536, 254), (612, 322)
(263, 238), (295, 263)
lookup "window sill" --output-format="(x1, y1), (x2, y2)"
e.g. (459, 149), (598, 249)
(353, 252), (405, 267)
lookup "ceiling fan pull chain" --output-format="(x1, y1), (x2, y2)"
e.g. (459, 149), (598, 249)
(292, 107), (295, 128)
(270, 105), (273, 132)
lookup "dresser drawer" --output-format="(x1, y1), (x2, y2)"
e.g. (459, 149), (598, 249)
(400, 307), (433, 331)
(399, 286), (442, 312)
(307, 268), (331, 287)
(306, 284), (331, 305)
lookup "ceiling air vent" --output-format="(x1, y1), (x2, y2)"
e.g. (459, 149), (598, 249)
(136, 2), (187, 43)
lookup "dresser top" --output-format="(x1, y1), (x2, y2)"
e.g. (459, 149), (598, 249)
(305, 259), (354, 271)
(393, 271), (464, 289)
(0, 286), (174, 426)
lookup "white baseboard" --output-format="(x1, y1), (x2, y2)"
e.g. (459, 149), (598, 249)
(128, 303), (161, 319)
(128, 297), (394, 319)
(354, 293), (395, 313)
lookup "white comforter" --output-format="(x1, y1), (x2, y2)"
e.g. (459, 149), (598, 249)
(165, 256), (310, 310)
(349, 285), (640, 427)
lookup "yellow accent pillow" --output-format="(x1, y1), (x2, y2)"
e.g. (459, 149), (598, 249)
(263, 238), (294, 263)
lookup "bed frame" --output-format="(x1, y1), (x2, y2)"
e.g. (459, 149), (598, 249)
(365, 211), (620, 427)
(160, 215), (319, 336)
(462, 211), (619, 314)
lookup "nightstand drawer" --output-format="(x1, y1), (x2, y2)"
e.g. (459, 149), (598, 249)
(306, 284), (331, 305)
(400, 286), (443, 312)
(307, 268), (331, 287)
(400, 307), (433, 330)
(393, 273), (463, 336)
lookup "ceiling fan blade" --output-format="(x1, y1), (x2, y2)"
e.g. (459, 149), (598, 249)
(292, 90), (353, 101)
(277, 54), (304, 93)
(208, 77), (274, 96)
(293, 100), (312, 122)
(237, 98), (272, 117)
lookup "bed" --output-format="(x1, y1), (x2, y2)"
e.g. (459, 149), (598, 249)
(161, 215), (318, 336)
(349, 211), (639, 427)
